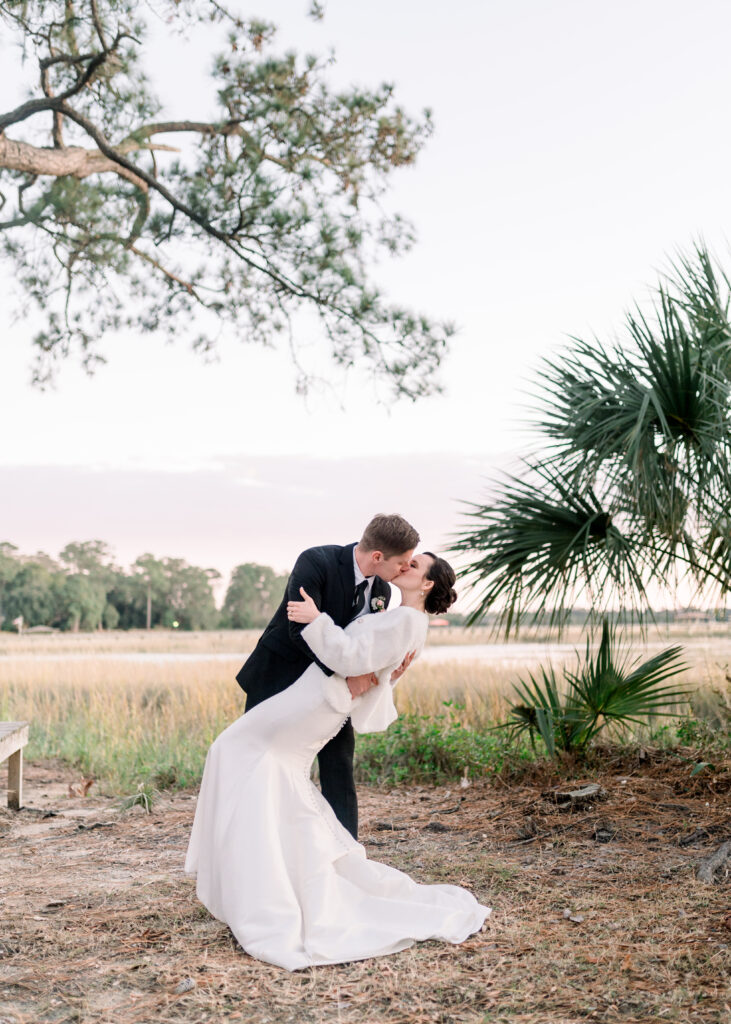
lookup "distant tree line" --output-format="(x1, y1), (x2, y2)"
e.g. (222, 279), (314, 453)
(0, 541), (288, 632)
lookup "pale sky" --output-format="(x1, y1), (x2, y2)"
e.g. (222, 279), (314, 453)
(2, 0), (731, 606)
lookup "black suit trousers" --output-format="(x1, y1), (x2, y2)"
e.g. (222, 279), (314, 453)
(244, 687), (358, 840)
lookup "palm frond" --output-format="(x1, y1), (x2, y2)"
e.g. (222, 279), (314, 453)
(566, 621), (688, 732)
(453, 461), (653, 630)
(458, 245), (731, 627)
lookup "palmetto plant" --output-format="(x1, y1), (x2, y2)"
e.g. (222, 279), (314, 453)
(502, 621), (688, 756)
(455, 245), (731, 630)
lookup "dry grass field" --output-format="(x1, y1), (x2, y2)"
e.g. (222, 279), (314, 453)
(0, 655), (516, 792)
(1, 624), (730, 792)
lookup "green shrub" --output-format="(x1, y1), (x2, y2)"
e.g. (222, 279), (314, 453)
(355, 703), (531, 786)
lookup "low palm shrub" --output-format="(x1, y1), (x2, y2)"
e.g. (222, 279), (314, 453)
(500, 620), (688, 756)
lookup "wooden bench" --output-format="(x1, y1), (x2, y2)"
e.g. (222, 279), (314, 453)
(0, 722), (29, 810)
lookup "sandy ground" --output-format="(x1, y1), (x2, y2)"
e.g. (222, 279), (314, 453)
(1, 757), (730, 1024)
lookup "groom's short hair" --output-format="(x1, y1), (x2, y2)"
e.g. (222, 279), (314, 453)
(360, 514), (419, 558)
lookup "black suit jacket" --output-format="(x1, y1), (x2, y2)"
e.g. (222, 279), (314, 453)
(236, 542), (392, 705)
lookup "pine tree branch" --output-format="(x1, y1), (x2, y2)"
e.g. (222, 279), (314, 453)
(0, 134), (148, 189)
(57, 100), (347, 310)
(38, 50), (99, 70)
(126, 121), (333, 170)
(127, 244), (208, 304)
(89, 0), (109, 50)
(0, 32), (127, 134)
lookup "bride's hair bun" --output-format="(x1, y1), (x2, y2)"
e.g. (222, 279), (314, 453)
(423, 552), (457, 615)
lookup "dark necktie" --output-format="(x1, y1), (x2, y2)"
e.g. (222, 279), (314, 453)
(352, 580), (368, 617)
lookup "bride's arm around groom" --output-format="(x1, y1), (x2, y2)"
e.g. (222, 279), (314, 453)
(292, 586), (427, 683)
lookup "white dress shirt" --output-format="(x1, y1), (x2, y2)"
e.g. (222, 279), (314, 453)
(352, 547), (375, 620)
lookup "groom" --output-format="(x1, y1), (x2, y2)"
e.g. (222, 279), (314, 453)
(236, 513), (419, 839)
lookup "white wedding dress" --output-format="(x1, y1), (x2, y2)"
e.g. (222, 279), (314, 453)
(185, 606), (490, 971)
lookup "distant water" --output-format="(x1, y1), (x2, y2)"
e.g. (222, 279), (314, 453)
(422, 642), (576, 663)
(0, 637), (719, 666)
(0, 642), (600, 665)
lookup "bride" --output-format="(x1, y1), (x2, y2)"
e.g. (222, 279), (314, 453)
(185, 552), (490, 971)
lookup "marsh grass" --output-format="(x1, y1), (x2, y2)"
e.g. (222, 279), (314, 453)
(1, 632), (730, 794)
(396, 660), (514, 727)
(0, 658), (246, 793)
(0, 657), (515, 793)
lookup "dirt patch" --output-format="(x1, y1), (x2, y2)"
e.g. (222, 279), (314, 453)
(1, 758), (730, 1024)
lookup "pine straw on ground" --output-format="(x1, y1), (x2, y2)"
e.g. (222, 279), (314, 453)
(1, 756), (730, 1024)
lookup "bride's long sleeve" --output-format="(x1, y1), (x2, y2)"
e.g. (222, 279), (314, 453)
(301, 607), (420, 678)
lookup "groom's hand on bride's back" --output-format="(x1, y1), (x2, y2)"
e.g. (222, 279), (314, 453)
(391, 650), (416, 683)
(346, 673), (378, 699)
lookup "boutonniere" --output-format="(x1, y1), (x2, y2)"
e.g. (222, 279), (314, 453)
(371, 596), (386, 613)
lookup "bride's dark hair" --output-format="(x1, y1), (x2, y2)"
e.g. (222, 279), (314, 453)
(423, 552), (457, 615)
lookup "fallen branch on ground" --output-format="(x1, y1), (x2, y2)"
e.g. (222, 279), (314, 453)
(696, 840), (731, 883)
